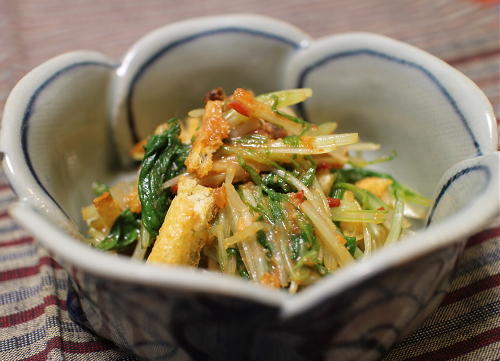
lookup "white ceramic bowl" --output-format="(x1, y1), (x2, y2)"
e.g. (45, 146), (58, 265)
(1, 14), (498, 361)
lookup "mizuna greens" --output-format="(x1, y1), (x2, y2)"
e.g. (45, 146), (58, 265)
(81, 87), (430, 292)
(95, 209), (140, 251)
(138, 117), (190, 240)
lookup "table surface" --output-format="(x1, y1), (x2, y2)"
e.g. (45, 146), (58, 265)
(0, 1), (498, 360)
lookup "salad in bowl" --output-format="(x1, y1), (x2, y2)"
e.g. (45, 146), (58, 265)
(82, 87), (429, 292)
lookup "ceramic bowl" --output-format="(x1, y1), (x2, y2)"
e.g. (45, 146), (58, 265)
(1, 14), (498, 361)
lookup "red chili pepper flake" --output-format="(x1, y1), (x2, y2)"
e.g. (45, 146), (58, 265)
(327, 197), (341, 207)
(170, 184), (178, 193)
(228, 101), (251, 117)
(293, 190), (305, 204)
(317, 162), (343, 170)
(377, 206), (385, 211)
(316, 162), (332, 170)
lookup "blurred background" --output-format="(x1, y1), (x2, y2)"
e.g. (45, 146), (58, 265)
(0, 0), (498, 120)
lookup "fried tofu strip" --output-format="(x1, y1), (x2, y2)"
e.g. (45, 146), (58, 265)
(185, 100), (230, 177)
(147, 176), (215, 266)
(92, 191), (121, 229)
(355, 177), (393, 198)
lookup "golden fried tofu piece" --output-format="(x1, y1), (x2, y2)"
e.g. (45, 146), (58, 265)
(260, 271), (281, 288)
(92, 191), (121, 228)
(81, 204), (108, 233)
(355, 177), (393, 198)
(147, 176), (215, 266)
(124, 188), (141, 213)
(185, 100), (230, 177)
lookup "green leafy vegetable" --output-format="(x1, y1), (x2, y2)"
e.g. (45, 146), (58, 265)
(237, 157), (262, 185)
(300, 167), (316, 187)
(262, 173), (295, 193)
(227, 247), (250, 279)
(238, 156), (294, 196)
(297, 215), (319, 251)
(256, 230), (273, 256)
(292, 213), (327, 275)
(266, 191), (287, 223)
(344, 236), (357, 256)
(138, 118), (190, 239)
(314, 263), (329, 276)
(243, 177), (288, 226)
(270, 95), (309, 127)
(224, 146), (287, 169)
(282, 135), (301, 146)
(331, 168), (430, 206)
(330, 170), (347, 199)
(96, 209), (140, 251)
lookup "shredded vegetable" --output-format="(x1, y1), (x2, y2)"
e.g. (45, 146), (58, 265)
(81, 87), (430, 292)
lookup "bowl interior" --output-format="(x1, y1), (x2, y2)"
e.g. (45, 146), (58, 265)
(282, 35), (496, 198)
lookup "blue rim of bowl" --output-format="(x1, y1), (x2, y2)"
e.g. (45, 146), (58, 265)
(5, 21), (496, 315)
(124, 27), (302, 144)
(21, 61), (117, 217)
(19, 25), (302, 217)
(296, 49), (482, 157)
(426, 164), (491, 226)
(19, 36), (489, 223)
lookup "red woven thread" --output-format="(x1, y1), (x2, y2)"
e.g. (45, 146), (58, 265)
(20, 337), (112, 361)
(441, 273), (500, 307)
(0, 256), (62, 281)
(405, 327), (500, 361)
(466, 227), (500, 248)
(0, 236), (33, 248)
(0, 295), (67, 328)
